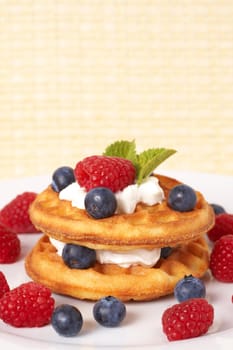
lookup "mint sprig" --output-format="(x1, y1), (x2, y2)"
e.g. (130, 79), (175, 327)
(103, 140), (137, 164)
(136, 148), (176, 184)
(103, 140), (176, 184)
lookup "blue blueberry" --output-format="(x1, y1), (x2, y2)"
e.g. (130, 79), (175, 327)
(51, 304), (83, 337)
(210, 203), (226, 215)
(93, 296), (126, 327)
(168, 184), (197, 212)
(85, 187), (117, 219)
(51, 166), (75, 192)
(62, 244), (96, 269)
(174, 275), (206, 302)
(160, 247), (173, 259)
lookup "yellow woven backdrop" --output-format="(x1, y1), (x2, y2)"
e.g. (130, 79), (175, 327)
(1, 0), (233, 179)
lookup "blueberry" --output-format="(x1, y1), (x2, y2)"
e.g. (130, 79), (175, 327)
(85, 187), (117, 219)
(168, 184), (197, 212)
(51, 304), (83, 337)
(210, 203), (226, 215)
(93, 296), (126, 327)
(62, 244), (96, 269)
(160, 247), (173, 259)
(51, 166), (75, 192)
(174, 275), (206, 302)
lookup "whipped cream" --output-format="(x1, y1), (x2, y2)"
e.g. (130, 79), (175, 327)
(59, 176), (164, 214)
(50, 237), (161, 268)
(96, 248), (161, 268)
(59, 182), (86, 209)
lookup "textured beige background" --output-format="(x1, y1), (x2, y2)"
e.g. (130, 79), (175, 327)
(0, 0), (233, 180)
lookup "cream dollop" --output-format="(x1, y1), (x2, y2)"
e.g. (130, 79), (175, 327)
(96, 248), (161, 268)
(59, 176), (164, 214)
(49, 237), (161, 268)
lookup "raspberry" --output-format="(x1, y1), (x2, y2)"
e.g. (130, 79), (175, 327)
(0, 271), (10, 298)
(0, 281), (55, 327)
(74, 155), (136, 193)
(162, 298), (214, 341)
(0, 227), (21, 263)
(207, 213), (233, 242)
(209, 234), (233, 282)
(0, 192), (39, 233)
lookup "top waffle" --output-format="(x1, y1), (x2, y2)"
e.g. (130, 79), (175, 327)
(29, 174), (214, 251)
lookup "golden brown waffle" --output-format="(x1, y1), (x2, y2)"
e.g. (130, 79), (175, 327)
(29, 174), (214, 250)
(25, 235), (210, 301)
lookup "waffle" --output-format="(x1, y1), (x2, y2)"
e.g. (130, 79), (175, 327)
(28, 174), (214, 250)
(25, 234), (210, 301)
(25, 173), (214, 301)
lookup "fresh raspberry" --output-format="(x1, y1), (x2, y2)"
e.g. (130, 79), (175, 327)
(0, 281), (55, 327)
(0, 192), (39, 233)
(207, 213), (233, 242)
(0, 227), (21, 263)
(74, 155), (136, 193)
(209, 234), (233, 282)
(0, 271), (10, 298)
(162, 298), (214, 341)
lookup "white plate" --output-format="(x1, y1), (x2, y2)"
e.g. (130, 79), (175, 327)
(0, 172), (233, 350)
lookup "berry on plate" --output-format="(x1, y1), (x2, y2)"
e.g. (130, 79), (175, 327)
(207, 213), (233, 242)
(93, 296), (126, 327)
(0, 281), (55, 327)
(0, 227), (21, 263)
(210, 203), (226, 215)
(51, 166), (75, 192)
(209, 234), (233, 282)
(74, 155), (136, 193)
(168, 184), (197, 212)
(0, 192), (39, 233)
(174, 275), (206, 302)
(51, 304), (83, 337)
(0, 271), (10, 298)
(85, 187), (117, 219)
(162, 298), (214, 341)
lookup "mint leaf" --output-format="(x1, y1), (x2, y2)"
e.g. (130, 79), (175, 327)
(103, 140), (138, 166)
(103, 140), (176, 184)
(136, 148), (176, 184)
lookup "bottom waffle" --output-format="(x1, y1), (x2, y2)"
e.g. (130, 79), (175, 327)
(25, 235), (209, 301)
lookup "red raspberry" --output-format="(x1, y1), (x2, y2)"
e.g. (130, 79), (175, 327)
(162, 298), (214, 341)
(209, 234), (233, 282)
(74, 155), (136, 193)
(0, 281), (55, 327)
(0, 271), (10, 298)
(0, 192), (39, 233)
(207, 213), (233, 242)
(0, 227), (21, 263)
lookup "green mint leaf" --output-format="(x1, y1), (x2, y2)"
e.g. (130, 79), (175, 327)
(136, 148), (176, 184)
(103, 140), (138, 166)
(103, 140), (176, 184)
